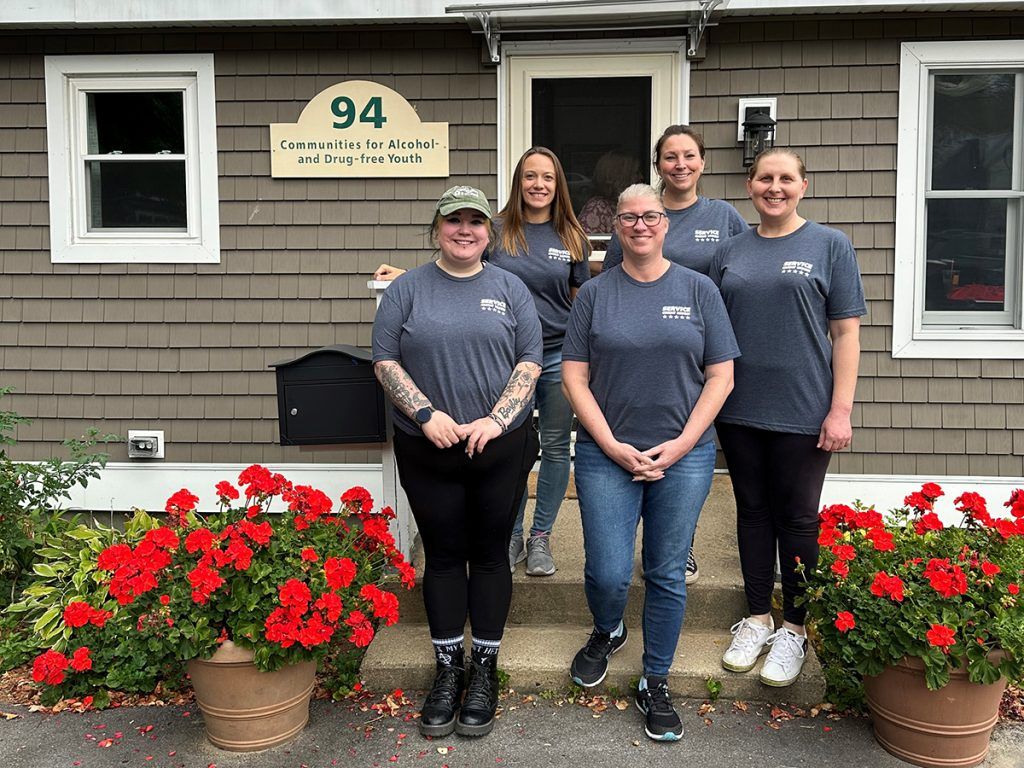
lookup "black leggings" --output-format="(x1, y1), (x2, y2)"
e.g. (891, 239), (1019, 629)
(394, 422), (538, 642)
(715, 422), (832, 625)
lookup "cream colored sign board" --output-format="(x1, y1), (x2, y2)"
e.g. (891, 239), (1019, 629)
(271, 80), (448, 178)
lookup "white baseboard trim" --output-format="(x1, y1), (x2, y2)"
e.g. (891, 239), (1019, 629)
(63, 462), (385, 515)
(820, 473), (1023, 525)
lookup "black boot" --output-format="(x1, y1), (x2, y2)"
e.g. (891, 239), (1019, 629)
(455, 656), (499, 736)
(419, 651), (465, 737)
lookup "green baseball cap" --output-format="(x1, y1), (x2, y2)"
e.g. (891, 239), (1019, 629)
(435, 185), (492, 218)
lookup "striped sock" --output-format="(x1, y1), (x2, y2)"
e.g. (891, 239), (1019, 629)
(431, 634), (464, 666)
(471, 636), (500, 666)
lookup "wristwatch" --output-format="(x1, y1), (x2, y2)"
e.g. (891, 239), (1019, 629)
(414, 406), (434, 425)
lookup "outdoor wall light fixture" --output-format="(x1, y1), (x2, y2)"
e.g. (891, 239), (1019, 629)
(741, 110), (777, 168)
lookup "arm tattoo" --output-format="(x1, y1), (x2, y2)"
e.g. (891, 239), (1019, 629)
(493, 362), (541, 427)
(374, 361), (432, 419)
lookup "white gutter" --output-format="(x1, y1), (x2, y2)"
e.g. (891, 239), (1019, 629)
(4, 0), (1022, 26)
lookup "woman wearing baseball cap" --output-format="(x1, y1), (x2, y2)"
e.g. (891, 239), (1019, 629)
(372, 185), (542, 738)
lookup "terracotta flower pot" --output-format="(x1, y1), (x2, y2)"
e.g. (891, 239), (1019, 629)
(863, 656), (1007, 768)
(187, 640), (317, 752)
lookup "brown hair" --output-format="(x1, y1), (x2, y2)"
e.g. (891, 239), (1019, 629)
(497, 147), (591, 264)
(747, 147), (807, 181)
(651, 125), (706, 194)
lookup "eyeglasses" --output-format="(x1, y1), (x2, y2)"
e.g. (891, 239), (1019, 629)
(615, 211), (667, 227)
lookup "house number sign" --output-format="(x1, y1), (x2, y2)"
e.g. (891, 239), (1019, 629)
(271, 80), (449, 178)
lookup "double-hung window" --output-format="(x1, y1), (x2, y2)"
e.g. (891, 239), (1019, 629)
(44, 54), (220, 263)
(894, 41), (1024, 358)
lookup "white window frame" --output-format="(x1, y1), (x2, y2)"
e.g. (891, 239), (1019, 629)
(44, 54), (220, 264)
(893, 40), (1024, 359)
(498, 39), (687, 260)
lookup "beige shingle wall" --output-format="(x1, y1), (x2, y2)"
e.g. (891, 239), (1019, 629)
(2, 16), (1024, 478)
(693, 15), (1024, 476)
(0, 27), (496, 463)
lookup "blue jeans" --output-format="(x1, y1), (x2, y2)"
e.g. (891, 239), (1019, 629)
(513, 348), (573, 537)
(574, 439), (716, 677)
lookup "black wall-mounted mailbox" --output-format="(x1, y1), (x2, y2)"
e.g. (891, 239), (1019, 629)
(270, 345), (387, 445)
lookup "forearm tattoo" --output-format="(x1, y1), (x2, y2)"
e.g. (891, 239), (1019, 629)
(374, 361), (432, 419)
(492, 362), (541, 428)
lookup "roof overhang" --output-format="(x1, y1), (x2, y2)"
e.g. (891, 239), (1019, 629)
(446, 0), (720, 62)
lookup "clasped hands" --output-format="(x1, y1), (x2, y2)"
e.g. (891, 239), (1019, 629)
(603, 436), (694, 482)
(421, 410), (505, 457)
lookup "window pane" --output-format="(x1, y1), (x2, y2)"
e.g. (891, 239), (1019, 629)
(532, 77), (649, 235)
(87, 161), (187, 229)
(925, 198), (1007, 312)
(931, 73), (1015, 191)
(87, 92), (185, 155)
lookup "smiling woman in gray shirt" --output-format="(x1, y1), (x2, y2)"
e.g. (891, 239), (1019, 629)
(563, 183), (737, 743)
(709, 147), (865, 691)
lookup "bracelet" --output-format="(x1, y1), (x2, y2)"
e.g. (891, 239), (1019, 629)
(487, 413), (507, 433)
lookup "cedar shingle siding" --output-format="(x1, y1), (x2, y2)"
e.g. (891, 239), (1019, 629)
(691, 15), (1024, 477)
(1, 15), (1023, 477)
(0, 27), (496, 463)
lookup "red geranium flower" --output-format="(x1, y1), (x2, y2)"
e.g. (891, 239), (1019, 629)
(866, 528), (895, 552)
(870, 571), (905, 602)
(834, 611), (856, 633)
(341, 486), (374, 516)
(831, 560), (850, 578)
(70, 647), (92, 672)
(63, 601), (96, 629)
(300, 547), (319, 562)
(215, 480), (240, 502)
(926, 623), (956, 652)
(1009, 583), (1020, 595)
(32, 650), (69, 686)
(920, 482), (944, 502)
(981, 561), (1001, 577)
(831, 543), (856, 562)
(914, 512), (944, 535)
(904, 491), (933, 512)
(325, 557), (357, 590)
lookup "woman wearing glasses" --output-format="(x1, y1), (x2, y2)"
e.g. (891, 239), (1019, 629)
(561, 184), (738, 742)
(602, 125), (747, 585)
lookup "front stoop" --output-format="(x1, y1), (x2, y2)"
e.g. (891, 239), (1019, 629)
(364, 474), (827, 707)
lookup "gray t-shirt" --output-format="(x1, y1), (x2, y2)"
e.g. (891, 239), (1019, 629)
(603, 197), (748, 275)
(486, 219), (590, 351)
(372, 262), (543, 436)
(562, 263), (740, 451)
(708, 221), (866, 435)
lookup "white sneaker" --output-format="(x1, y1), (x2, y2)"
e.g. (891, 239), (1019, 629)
(721, 617), (773, 672)
(759, 627), (807, 687)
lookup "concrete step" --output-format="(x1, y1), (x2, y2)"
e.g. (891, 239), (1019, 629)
(361, 623), (825, 707)
(397, 475), (753, 631)
(376, 473), (826, 707)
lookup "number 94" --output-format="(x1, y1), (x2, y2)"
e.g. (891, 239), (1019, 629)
(332, 96), (387, 129)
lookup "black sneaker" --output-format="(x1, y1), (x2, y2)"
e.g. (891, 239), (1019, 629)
(455, 658), (499, 737)
(685, 550), (699, 585)
(570, 624), (627, 687)
(635, 676), (683, 742)
(418, 657), (465, 737)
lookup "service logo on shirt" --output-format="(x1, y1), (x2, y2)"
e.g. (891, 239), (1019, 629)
(694, 229), (720, 243)
(781, 260), (813, 277)
(480, 298), (508, 316)
(547, 247), (571, 263)
(662, 305), (692, 320)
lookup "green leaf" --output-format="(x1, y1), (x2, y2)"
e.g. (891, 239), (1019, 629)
(32, 563), (57, 578)
(32, 606), (61, 634)
(64, 527), (99, 540)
